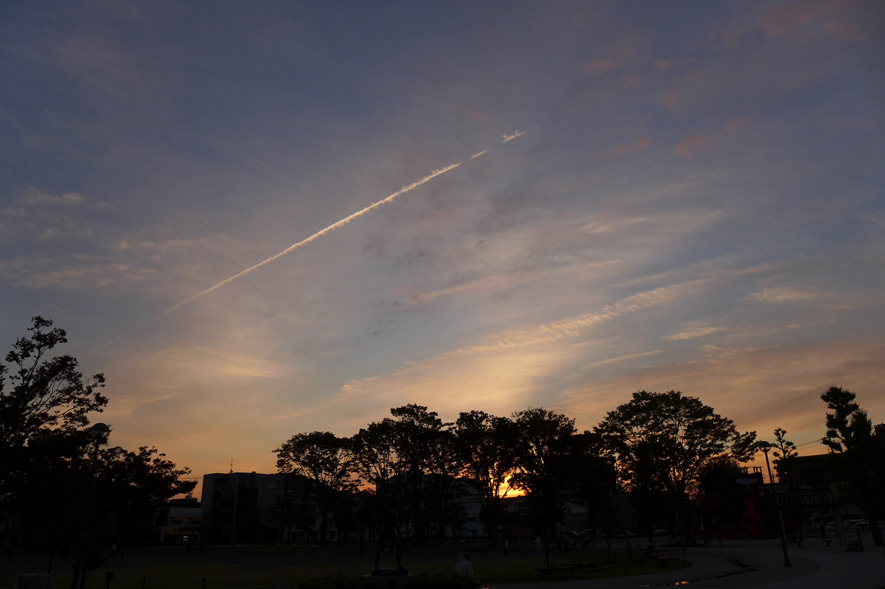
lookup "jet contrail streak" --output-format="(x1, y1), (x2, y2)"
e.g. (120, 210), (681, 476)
(163, 161), (465, 315)
(84, 130), (527, 357)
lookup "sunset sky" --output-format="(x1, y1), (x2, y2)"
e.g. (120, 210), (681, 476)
(2, 1), (884, 493)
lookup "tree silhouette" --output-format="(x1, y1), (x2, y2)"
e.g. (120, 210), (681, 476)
(511, 407), (575, 564)
(453, 410), (519, 539)
(771, 427), (799, 490)
(569, 433), (617, 539)
(820, 386), (885, 546)
(595, 391), (756, 544)
(274, 431), (357, 543)
(1, 317), (107, 506)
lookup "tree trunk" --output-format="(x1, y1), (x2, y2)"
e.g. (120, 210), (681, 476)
(678, 504), (695, 545)
(320, 509), (329, 544)
(484, 498), (499, 540)
(868, 511), (884, 546)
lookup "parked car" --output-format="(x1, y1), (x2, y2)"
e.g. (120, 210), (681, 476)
(847, 519), (870, 530)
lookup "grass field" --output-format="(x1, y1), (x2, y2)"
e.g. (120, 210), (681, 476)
(1, 541), (690, 589)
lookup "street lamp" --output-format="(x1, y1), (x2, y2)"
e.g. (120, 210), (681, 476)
(70, 423), (111, 589)
(757, 441), (791, 567)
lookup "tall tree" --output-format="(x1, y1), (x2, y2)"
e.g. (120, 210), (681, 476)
(352, 405), (450, 543)
(99, 445), (197, 538)
(594, 391), (756, 544)
(820, 386), (885, 546)
(511, 407), (575, 563)
(771, 427), (799, 490)
(1, 317), (107, 505)
(274, 431), (357, 543)
(569, 433), (618, 539)
(421, 427), (463, 539)
(453, 410), (519, 539)
(772, 428), (798, 462)
(388, 404), (447, 543)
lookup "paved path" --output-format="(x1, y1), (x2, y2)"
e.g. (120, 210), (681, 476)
(491, 539), (885, 589)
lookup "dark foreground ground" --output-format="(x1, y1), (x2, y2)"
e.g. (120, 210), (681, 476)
(0, 539), (688, 589)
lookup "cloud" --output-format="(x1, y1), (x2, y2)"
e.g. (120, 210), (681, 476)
(161, 161), (469, 315)
(594, 137), (650, 162)
(0, 256), (155, 290)
(759, 1), (823, 38)
(581, 59), (618, 73)
(667, 324), (726, 341)
(657, 90), (686, 111)
(446, 101), (494, 127)
(17, 188), (85, 207)
(823, 17), (868, 42)
(748, 287), (819, 303)
(559, 339), (885, 441)
(674, 118), (748, 156)
(620, 74), (642, 89)
(337, 270), (758, 406)
(756, 0), (869, 43)
(53, 35), (148, 98)
(673, 135), (711, 156)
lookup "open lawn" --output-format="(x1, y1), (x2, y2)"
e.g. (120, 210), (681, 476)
(1, 542), (690, 589)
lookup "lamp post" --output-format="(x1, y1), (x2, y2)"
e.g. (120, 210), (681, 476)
(757, 441), (791, 567)
(70, 422), (110, 589)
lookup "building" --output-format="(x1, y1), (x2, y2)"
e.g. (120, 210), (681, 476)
(201, 471), (331, 544)
(154, 494), (202, 545)
(201, 472), (288, 544)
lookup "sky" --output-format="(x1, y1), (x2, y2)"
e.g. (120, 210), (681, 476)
(2, 1), (884, 495)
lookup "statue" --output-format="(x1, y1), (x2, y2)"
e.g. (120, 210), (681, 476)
(373, 494), (406, 575)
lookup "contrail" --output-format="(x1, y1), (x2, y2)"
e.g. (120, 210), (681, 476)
(163, 162), (466, 315)
(83, 130), (527, 357)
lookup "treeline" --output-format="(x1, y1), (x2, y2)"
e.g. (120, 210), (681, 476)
(277, 388), (885, 547)
(275, 394), (757, 545)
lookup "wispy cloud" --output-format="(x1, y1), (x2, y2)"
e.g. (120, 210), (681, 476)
(0, 257), (155, 290)
(163, 162), (465, 314)
(581, 59), (618, 73)
(161, 131), (532, 316)
(657, 89), (687, 111)
(339, 275), (723, 400)
(748, 287), (819, 303)
(759, 1), (823, 38)
(17, 187), (85, 207)
(674, 118), (748, 156)
(667, 324), (726, 341)
(593, 137), (650, 161)
(559, 339), (885, 436)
